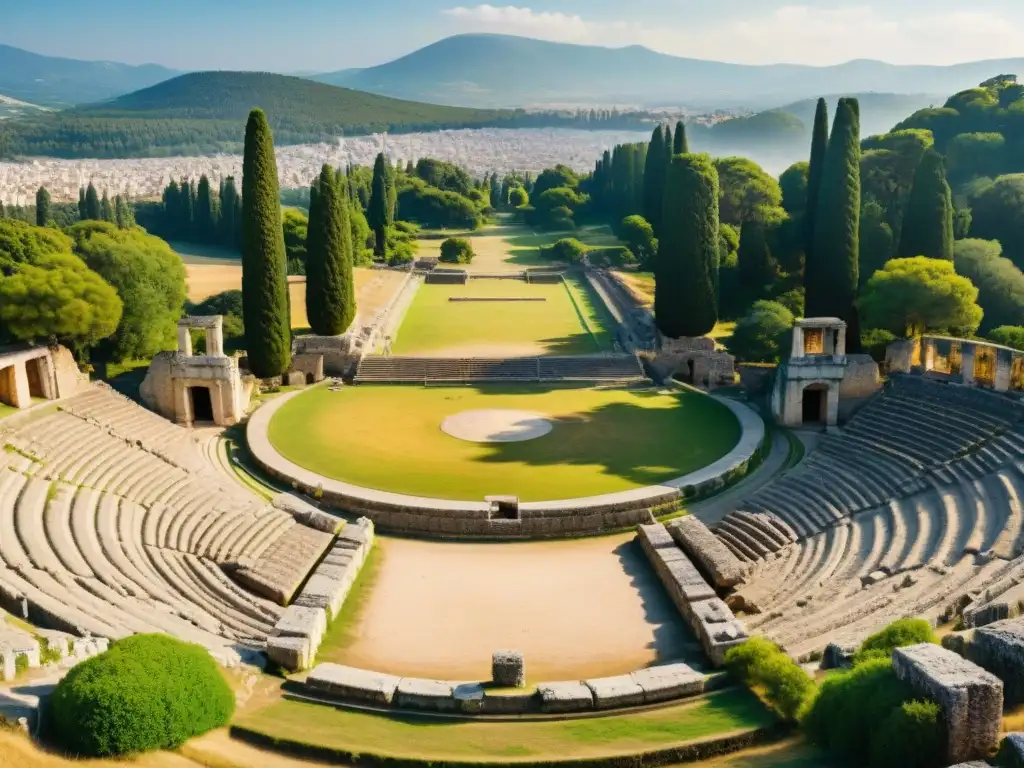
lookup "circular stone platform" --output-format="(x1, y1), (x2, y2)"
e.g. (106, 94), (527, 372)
(441, 409), (553, 443)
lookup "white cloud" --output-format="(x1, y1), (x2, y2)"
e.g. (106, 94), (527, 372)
(440, 4), (1024, 65)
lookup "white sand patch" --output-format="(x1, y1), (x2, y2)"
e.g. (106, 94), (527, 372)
(441, 409), (553, 443)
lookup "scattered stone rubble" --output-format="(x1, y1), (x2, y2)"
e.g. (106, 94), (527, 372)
(491, 650), (525, 687)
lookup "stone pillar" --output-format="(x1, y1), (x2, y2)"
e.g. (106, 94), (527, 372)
(994, 349), (1012, 392)
(207, 324), (225, 358)
(177, 325), (192, 356)
(825, 384), (840, 426)
(791, 325), (804, 359)
(836, 326), (847, 357)
(961, 343), (976, 385)
(923, 338), (937, 372)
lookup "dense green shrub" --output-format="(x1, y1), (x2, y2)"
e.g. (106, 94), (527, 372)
(862, 328), (897, 363)
(869, 699), (946, 768)
(724, 637), (815, 722)
(727, 301), (795, 363)
(49, 634), (234, 757)
(439, 237), (475, 264)
(990, 325), (1024, 350)
(541, 238), (587, 263)
(586, 246), (636, 268)
(803, 658), (918, 766)
(853, 618), (937, 665)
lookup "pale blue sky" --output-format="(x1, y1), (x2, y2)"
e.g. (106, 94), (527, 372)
(4, 1), (1022, 71)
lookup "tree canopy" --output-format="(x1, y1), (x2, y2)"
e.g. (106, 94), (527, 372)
(714, 157), (785, 226)
(897, 148), (954, 262)
(859, 256), (983, 337)
(953, 238), (1024, 332)
(968, 174), (1024, 269)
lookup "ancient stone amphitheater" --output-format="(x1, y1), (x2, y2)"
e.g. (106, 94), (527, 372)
(0, 383), (336, 665)
(718, 374), (1024, 659)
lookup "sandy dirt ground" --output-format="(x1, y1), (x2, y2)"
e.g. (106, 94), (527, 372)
(184, 266), (406, 332)
(324, 533), (698, 681)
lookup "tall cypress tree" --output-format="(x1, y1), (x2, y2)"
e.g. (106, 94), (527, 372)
(804, 98), (829, 279)
(737, 218), (776, 290)
(368, 153), (391, 256)
(100, 190), (113, 222)
(220, 176), (239, 248)
(195, 175), (216, 242)
(85, 182), (101, 220)
(0, 200), (5, 219)
(35, 186), (50, 227)
(656, 153), (719, 338)
(642, 126), (668, 234)
(78, 187), (86, 220)
(673, 120), (689, 154)
(809, 97), (862, 351)
(306, 165), (356, 336)
(179, 178), (194, 238)
(897, 148), (954, 261)
(241, 108), (291, 378)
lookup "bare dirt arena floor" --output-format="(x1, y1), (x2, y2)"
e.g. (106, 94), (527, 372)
(320, 533), (699, 681)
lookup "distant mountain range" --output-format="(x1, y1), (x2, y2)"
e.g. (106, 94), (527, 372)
(0, 44), (178, 107)
(316, 34), (1023, 110)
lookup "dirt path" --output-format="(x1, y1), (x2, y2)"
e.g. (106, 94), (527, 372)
(323, 533), (698, 681)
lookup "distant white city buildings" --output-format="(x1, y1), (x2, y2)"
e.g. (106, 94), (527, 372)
(0, 127), (651, 204)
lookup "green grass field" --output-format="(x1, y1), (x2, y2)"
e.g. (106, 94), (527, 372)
(235, 689), (774, 762)
(267, 384), (741, 501)
(391, 277), (613, 356)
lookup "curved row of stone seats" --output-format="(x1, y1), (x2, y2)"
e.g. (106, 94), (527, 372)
(728, 463), (1024, 660)
(0, 461), (287, 656)
(353, 356), (646, 384)
(304, 660), (708, 715)
(715, 378), (1024, 560)
(58, 384), (208, 473)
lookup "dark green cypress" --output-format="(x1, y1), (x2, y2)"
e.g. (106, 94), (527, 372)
(306, 166), (356, 335)
(368, 153), (391, 256)
(804, 98), (829, 277)
(809, 97), (862, 350)
(85, 182), (101, 220)
(656, 153), (719, 338)
(180, 178), (194, 237)
(100, 190), (113, 223)
(897, 148), (954, 261)
(673, 120), (689, 154)
(77, 187), (86, 220)
(241, 108), (291, 378)
(195, 175), (216, 242)
(642, 125), (668, 231)
(220, 177), (239, 248)
(35, 186), (50, 227)
(738, 218), (776, 289)
(0, 200), (5, 219)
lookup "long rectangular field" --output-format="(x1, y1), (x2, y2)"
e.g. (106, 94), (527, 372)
(390, 276), (614, 357)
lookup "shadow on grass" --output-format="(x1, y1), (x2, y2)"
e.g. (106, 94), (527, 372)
(474, 394), (741, 487)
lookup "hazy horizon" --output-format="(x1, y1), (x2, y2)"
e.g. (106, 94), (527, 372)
(3, 1), (1023, 73)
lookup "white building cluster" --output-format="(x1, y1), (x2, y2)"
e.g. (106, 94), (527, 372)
(0, 127), (652, 204)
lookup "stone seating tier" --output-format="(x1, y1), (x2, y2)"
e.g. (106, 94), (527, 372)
(715, 376), (1024, 561)
(730, 463), (1024, 660)
(353, 355), (646, 384)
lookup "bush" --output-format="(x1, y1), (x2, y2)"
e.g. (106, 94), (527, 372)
(727, 300), (795, 363)
(725, 637), (815, 722)
(439, 237), (474, 264)
(508, 186), (529, 207)
(854, 618), (937, 665)
(586, 246), (636, 268)
(774, 287), (804, 317)
(990, 325), (1024, 350)
(49, 634), (234, 757)
(861, 328), (897, 363)
(869, 699), (945, 768)
(541, 238), (587, 263)
(803, 658), (920, 766)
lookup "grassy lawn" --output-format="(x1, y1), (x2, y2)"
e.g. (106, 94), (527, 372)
(235, 688), (774, 762)
(391, 277), (612, 357)
(267, 384), (741, 501)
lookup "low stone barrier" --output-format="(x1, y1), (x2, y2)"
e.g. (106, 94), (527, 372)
(944, 615), (1024, 706)
(668, 517), (745, 589)
(637, 522), (749, 667)
(892, 643), (1003, 764)
(267, 517), (375, 671)
(247, 391), (766, 540)
(304, 660), (708, 716)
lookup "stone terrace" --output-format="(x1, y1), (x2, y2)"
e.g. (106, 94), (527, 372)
(353, 355), (646, 384)
(0, 385), (335, 661)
